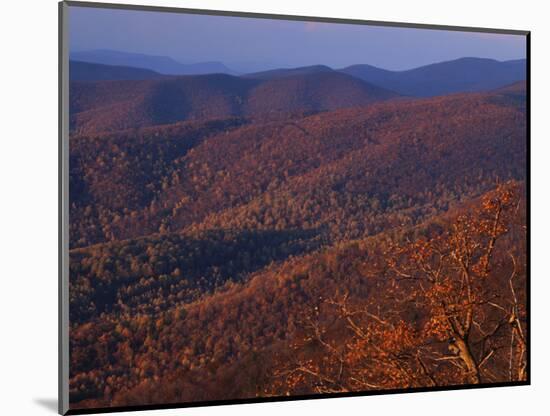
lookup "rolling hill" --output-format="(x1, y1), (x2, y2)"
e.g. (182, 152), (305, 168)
(69, 181), (527, 407)
(69, 72), (398, 134)
(66, 58), (527, 409)
(69, 57), (528, 134)
(244, 71), (397, 115)
(70, 60), (164, 81)
(340, 57), (526, 96)
(69, 84), (526, 249)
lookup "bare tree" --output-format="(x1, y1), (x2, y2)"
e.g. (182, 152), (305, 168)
(274, 182), (527, 394)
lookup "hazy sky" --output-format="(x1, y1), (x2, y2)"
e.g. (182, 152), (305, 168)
(69, 6), (527, 72)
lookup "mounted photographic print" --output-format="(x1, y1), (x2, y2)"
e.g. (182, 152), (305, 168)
(59, 1), (530, 414)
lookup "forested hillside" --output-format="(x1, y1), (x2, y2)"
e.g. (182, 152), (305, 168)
(69, 183), (527, 407)
(69, 71), (397, 134)
(68, 64), (527, 410)
(69, 86), (526, 249)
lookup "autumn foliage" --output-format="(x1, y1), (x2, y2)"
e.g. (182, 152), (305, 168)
(68, 74), (527, 409)
(269, 184), (526, 395)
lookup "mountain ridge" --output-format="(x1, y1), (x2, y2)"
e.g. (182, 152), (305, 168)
(71, 49), (236, 75)
(340, 57), (526, 96)
(69, 71), (398, 134)
(70, 60), (164, 81)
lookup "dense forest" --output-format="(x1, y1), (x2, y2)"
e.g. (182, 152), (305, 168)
(68, 60), (527, 410)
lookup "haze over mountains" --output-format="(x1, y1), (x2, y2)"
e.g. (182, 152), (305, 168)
(70, 50), (526, 96)
(71, 49), (235, 75)
(70, 60), (163, 82)
(340, 57), (526, 96)
(68, 53), (526, 135)
(243, 65), (334, 80)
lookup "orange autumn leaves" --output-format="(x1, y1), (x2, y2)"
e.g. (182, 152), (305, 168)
(273, 182), (526, 394)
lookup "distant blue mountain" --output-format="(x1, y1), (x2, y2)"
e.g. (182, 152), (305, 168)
(243, 65), (334, 80)
(70, 49), (236, 76)
(69, 52), (527, 98)
(70, 60), (163, 81)
(339, 57), (526, 97)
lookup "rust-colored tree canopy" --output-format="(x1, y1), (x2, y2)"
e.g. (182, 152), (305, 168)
(68, 69), (527, 409)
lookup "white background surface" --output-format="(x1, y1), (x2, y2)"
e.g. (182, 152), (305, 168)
(1, 0), (547, 415)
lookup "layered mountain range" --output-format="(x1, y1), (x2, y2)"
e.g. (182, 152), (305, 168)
(68, 52), (527, 409)
(69, 55), (525, 134)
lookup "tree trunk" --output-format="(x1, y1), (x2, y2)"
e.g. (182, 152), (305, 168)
(455, 337), (480, 384)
